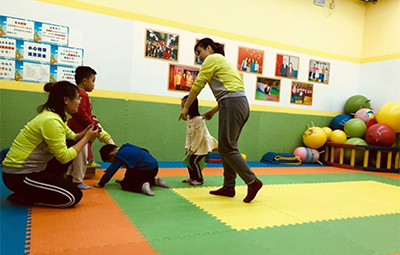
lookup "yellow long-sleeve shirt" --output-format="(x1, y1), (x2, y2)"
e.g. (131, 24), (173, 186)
(2, 110), (78, 174)
(192, 53), (246, 101)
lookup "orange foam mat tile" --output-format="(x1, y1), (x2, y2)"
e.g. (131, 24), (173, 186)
(94, 166), (362, 179)
(28, 179), (157, 255)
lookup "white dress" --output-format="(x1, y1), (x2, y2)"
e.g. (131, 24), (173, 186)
(185, 116), (218, 155)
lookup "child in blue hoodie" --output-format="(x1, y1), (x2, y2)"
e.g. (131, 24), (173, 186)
(93, 143), (169, 196)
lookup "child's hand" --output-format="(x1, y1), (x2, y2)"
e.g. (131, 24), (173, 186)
(202, 110), (215, 120)
(93, 183), (102, 188)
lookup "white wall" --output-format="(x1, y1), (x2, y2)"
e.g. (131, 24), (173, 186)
(3, 0), (380, 113)
(359, 59), (400, 111)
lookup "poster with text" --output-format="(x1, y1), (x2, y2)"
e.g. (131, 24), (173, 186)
(49, 65), (75, 83)
(0, 59), (15, 80)
(15, 60), (50, 83)
(55, 46), (83, 66)
(2, 16), (35, 41)
(0, 38), (16, 59)
(35, 22), (69, 46)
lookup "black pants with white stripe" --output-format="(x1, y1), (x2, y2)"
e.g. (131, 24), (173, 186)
(2, 157), (82, 208)
(187, 154), (206, 182)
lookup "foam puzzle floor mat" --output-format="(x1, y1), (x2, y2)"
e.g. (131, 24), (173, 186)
(1, 165), (399, 255)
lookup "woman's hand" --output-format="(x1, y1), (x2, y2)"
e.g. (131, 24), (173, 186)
(84, 124), (100, 142)
(179, 107), (189, 121)
(202, 106), (218, 120)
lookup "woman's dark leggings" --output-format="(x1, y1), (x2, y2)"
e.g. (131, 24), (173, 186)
(2, 157), (82, 208)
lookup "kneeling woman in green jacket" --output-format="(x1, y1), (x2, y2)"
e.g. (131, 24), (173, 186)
(2, 81), (99, 208)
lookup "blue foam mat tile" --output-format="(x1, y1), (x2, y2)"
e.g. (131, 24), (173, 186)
(0, 167), (30, 255)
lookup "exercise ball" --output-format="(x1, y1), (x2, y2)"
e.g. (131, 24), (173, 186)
(344, 118), (367, 138)
(322, 127), (332, 140)
(376, 102), (400, 133)
(365, 124), (396, 147)
(302, 126), (327, 149)
(330, 114), (352, 130)
(329, 130), (347, 143)
(354, 108), (374, 123)
(344, 138), (368, 163)
(293, 147), (320, 163)
(366, 119), (377, 129)
(344, 95), (371, 114)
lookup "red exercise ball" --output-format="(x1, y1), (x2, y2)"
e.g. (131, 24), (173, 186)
(365, 124), (396, 147)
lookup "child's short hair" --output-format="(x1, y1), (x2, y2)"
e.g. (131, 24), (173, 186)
(75, 66), (97, 85)
(100, 144), (118, 162)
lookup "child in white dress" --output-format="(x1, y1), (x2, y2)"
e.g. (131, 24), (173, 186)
(181, 95), (218, 186)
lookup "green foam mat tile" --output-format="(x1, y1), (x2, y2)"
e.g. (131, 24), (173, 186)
(151, 230), (272, 255)
(242, 221), (377, 255)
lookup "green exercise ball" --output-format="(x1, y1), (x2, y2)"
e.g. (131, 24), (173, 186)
(344, 95), (371, 114)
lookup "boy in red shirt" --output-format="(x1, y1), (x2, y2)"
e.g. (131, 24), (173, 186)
(67, 66), (114, 189)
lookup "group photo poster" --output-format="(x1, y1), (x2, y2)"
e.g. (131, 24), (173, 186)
(237, 46), (264, 74)
(145, 29), (179, 62)
(255, 76), (281, 102)
(308, 59), (330, 84)
(168, 64), (200, 92)
(290, 81), (314, 106)
(194, 38), (225, 65)
(275, 53), (299, 79)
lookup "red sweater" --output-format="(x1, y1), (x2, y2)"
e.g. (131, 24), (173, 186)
(68, 90), (98, 133)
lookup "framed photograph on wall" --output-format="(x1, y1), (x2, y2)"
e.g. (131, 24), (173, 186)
(255, 76), (281, 102)
(290, 81), (314, 106)
(194, 38), (225, 65)
(237, 46), (264, 74)
(275, 53), (299, 79)
(145, 29), (179, 62)
(168, 64), (200, 92)
(308, 59), (330, 84)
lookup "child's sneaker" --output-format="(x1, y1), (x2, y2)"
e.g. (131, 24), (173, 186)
(155, 177), (170, 188)
(75, 182), (91, 190)
(243, 179), (263, 203)
(182, 178), (194, 183)
(142, 182), (155, 196)
(190, 180), (204, 186)
(209, 187), (235, 197)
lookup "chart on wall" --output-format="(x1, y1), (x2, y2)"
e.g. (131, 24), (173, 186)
(0, 15), (83, 83)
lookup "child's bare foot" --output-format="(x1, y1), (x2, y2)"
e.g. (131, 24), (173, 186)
(190, 180), (204, 186)
(182, 178), (194, 183)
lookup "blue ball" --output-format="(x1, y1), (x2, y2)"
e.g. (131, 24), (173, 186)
(330, 114), (352, 130)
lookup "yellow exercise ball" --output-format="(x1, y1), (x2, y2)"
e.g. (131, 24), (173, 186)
(302, 126), (327, 149)
(322, 127), (332, 141)
(329, 130), (347, 143)
(376, 102), (400, 133)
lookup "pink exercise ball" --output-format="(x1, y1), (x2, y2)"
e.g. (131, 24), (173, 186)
(354, 108), (374, 123)
(365, 124), (396, 147)
(293, 147), (320, 163)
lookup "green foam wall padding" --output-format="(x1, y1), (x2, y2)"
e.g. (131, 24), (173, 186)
(0, 89), (332, 161)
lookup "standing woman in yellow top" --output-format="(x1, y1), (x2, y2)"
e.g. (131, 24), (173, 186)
(2, 81), (99, 208)
(179, 38), (263, 203)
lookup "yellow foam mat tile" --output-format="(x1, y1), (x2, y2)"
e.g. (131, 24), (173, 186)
(173, 181), (400, 230)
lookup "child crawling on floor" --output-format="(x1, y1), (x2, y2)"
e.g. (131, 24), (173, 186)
(93, 143), (169, 196)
